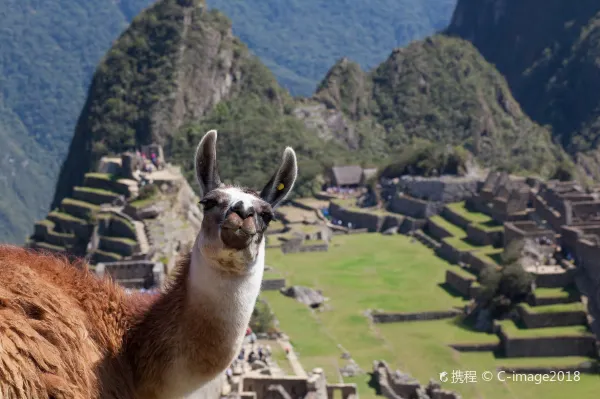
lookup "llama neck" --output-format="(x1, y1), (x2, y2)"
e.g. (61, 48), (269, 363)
(132, 239), (265, 399)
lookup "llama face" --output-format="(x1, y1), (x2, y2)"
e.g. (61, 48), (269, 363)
(199, 186), (273, 255)
(194, 130), (297, 274)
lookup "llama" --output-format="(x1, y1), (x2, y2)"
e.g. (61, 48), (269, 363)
(0, 129), (298, 399)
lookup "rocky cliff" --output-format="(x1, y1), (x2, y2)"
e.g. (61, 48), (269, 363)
(52, 0), (288, 208)
(447, 0), (600, 179)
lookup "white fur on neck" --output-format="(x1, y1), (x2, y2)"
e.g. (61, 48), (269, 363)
(161, 236), (265, 398)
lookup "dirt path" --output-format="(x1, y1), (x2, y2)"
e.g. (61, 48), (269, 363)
(277, 338), (308, 378)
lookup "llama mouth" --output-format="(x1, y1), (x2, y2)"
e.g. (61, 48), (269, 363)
(221, 227), (254, 250)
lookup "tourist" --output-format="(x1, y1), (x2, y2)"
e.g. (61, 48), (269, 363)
(238, 348), (245, 361)
(257, 346), (264, 361)
(247, 351), (256, 363)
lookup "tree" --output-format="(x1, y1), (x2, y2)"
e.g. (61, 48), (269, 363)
(249, 299), (277, 334)
(478, 239), (534, 319)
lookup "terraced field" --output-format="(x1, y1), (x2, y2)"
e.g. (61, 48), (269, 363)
(261, 217), (598, 398)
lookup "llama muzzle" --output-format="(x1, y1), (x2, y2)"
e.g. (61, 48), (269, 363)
(221, 213), (257, 249)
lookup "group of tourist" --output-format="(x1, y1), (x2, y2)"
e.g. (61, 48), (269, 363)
(134, 149), (163, 174)
(237, 344), (272, 364)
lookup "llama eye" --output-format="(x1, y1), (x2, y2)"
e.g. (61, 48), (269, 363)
(261, 212), (273, 224)
(200, 198), (218, 211)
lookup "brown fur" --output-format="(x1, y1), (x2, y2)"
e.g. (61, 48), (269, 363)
(0, 245), (237, 399)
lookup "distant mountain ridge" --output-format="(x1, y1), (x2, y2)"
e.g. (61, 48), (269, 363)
(0, 0), (458, 243)
(0, 0), (156, 244)
(205, 0), (458, 95)
(48, 0), (567, 220)
(446, 0), (600, 179)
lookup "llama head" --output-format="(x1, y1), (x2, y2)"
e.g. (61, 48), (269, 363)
(194, 130), (297, 274)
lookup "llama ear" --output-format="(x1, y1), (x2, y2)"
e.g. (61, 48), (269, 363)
(194, 130), (222, 197)
(260, 147), (298, 208)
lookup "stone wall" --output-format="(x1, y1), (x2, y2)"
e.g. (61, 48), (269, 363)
(426, 219), (453, 241)
(372, 361), (460, 399)
(98, 236), (139, 257)
(99, 211), (138, 240)
(505, 221), (556, 248)
(466, 224), (503, 247)
(560, 225), (600, 256)
(498, 327), (597, 358)
(532, 195), (564, 231)
(462, 251), (495, 274)
(61, 199), (98, 220)
(329, 202), (404, 232)
(445, 269), (476, 297)
(242, 376), (308, 399)
(281, 238), (329, 254)
(47, 212), (92, 238)
(517, 305), (587, 328)
(73, 187), (120, 205)
(449, 342), (498, 352)
(371, 309), (461, 323)
(45, 229), (77, 248)
(83, 174), (133, 196)
(261, 278), (286, 291)
(95, 260), (164, 289)
(534, 269), (575, 288)
(392, 175), (480, 203)
(398, 217), (426, 234)
(388, 194), (439, 218)
(435, 240), (463, 264)
(441, 206), (471, 230)
(326, 383), (358, 399)
(570, 200), (600, 223)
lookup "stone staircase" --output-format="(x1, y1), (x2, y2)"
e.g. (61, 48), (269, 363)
(134, 220), (150, 255)
(413, 229), (440, 249)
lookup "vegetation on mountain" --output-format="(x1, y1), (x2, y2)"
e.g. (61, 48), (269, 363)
(205, 0), (457, 96)
(379, 141), (470, 179)
(50, 0), (572, 220)
(0, 0), (154, 243)
(313, 36), (571, 177)
(447, 0), (600, 179)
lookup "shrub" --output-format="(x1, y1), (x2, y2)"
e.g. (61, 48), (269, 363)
(479, 260), (534, 319)
(379, 141), (470, 178)
(250, 299), (277, 334)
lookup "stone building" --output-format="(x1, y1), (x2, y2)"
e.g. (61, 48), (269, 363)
(468, 171), (531, 223)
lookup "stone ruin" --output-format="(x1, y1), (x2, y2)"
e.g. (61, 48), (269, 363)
(468, 171), (531, 223)
(383, 175), (482, 219)
(372, 361), (460, 399)
(230, 367), (357, 399)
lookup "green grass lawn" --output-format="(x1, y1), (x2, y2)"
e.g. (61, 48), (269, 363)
(520, 302), (584, 314)
(429, 215), (467, 238)
(534, 287), (578, 299)
(443, 236), (495, 253)
(447, 202), (494, 224)
(263, 234), (599, 399)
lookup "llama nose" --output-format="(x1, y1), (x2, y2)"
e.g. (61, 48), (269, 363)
(231, 201), (255, 219)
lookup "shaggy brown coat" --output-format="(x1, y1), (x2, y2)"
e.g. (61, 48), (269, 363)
(0, 245), (230, 399)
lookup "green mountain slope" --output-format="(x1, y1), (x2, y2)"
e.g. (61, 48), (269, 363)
(205, 0), (457, 95)
(51, 0), (354, 207)
(446, 0), (600, 179)
(0, 0), (155, 243)
(309, 36), (568, 175)
(50, 0), (567, 215)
